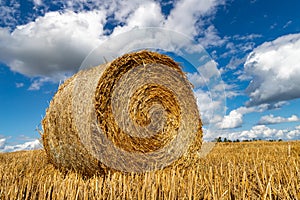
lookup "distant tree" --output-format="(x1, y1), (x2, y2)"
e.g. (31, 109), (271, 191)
(223, 138), (228, 142)
(214, 137), (222, 143)
(278, 139), (283, 142)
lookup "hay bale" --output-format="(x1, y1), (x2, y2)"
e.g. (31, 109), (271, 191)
(42, 50), (202, 175)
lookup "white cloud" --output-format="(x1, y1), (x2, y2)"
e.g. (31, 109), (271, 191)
(0, 139), (42, 153)
(269, 101), (289, 110)
(124, 1), (164, 28)
(194, 89), (223, 125)
(0, 0), (225, 90)
(15, 82), (24, 88)
(217, 104), (269, 129)
(32, 0), (116, 15)
(184, 55), (226, 130)
(224, 84), (240, 99)
(225, 125), (300, 141)
(197, 25), (226, 48)
(33, 0), (43, 6)
(258, 114), (300, 125)
(108, 0), (145, 23)
(0, 138), (6, 149)
(225, 56), (246, 70)
(0, 10), (106, 79)
(188, 60), (220, 89)
(220, 34), (261, 58)
(165, 0), (222, 37)
(218, 109), (243, 129)
(28, 77), (52, 91)
(232, 34), (262, 41)
(109, 1), (165, 37)
(187, 72), (207, 88)
(111, 0), (224, 45)
(0, 0), (20, 28)
(198, 60), (220, 81)
(244, 33), (300, 106)
(187, 59), (226, 127)
(296, 125), (300, 130)
(283, 20), (292, 29)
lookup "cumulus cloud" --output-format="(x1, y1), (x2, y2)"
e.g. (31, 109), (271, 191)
(110, 1), (165, 36)
(258, 114), (300, 125)
(187, 58), (226, 128)
(0, 0), (227, 143)
(0, 0), (225, 89)
(198, 60), (220, 83)
(225, 125), (300, 141)
(194, 89), (223, 125)
(218, 109), (243, 129)
(244, 33), (300, 106)
(121, 1), (164, 28)
(0, 10), (106, 80)
(165, 0), (222, 37)
(217, 104), (269, 129)
(188, 60), (220, 88)
(0, 139), (42, 153)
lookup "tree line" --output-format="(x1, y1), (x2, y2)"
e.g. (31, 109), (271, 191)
(213, 137), (283, 143)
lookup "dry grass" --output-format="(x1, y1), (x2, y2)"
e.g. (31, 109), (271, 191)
(0, 141), (299, 199)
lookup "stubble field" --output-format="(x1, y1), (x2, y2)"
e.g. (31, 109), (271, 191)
(0, 141), (299, 199)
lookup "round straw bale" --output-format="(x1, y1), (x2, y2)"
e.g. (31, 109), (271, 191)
(42, 50), (202, 175)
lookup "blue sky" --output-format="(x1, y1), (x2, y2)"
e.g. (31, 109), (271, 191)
(0, 0), (300, 151)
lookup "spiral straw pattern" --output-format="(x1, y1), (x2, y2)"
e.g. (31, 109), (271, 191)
(42, 50), (202, 175)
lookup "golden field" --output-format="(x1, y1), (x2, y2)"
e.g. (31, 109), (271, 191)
(0, 141), (299, 199)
